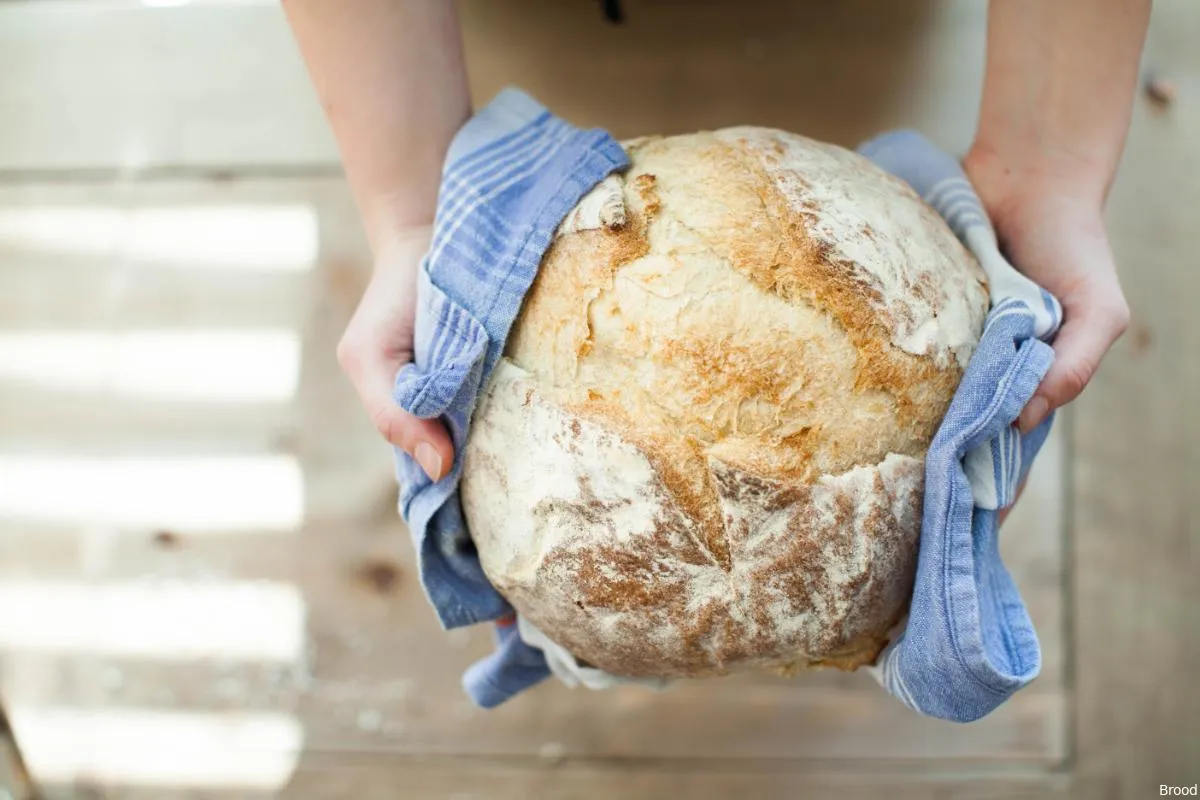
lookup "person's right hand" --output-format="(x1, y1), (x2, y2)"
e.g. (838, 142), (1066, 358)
(336, 225), (454, 482)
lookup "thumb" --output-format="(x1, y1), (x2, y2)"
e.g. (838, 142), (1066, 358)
(341, 344), (455, 482)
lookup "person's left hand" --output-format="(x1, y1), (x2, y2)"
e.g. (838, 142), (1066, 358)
(336, 224), (454, 482)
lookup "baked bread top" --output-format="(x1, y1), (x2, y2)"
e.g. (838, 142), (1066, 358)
(460, 127), (989, 678)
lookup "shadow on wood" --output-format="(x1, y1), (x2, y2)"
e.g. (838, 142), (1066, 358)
(460, 0), (947, 147)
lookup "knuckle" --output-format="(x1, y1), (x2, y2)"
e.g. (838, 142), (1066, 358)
(370, 406), (400, 444)
(335, 335), (358, 373)
(1110, 300), (1132, 337)
(1091, 283), (1131, 338)
(1058, 359), (1094, 400)
(370, 404), (413, 450)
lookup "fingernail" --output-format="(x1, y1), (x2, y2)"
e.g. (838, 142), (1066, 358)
(1018, 396), (1049, 434)
(414, 442), (443, 482)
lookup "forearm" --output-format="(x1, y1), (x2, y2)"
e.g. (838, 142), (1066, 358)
(969, 0), (1152, 209)
(282, 0), (471, 253)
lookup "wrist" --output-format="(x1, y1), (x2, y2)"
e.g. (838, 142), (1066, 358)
(962, 140), (1108, 233)
(373, 220), (434, 269)
(361, 192), (437, 261)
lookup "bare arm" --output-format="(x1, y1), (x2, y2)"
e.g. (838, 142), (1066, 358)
(970, 0), (1150, 206)
(964, 0), (1151, 434)
(283, 0), (471, 479)
(283, 0), (469, 250)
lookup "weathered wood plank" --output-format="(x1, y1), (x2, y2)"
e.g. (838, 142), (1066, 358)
(0, 0), (1096, 794)
(1070, 1), (1200, 795)
(277, 758), (1072, 800)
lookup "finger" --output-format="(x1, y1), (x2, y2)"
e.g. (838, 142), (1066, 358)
(370, 399), (455, 482)
(1017, 294), (1129, 433)
(339, 342), (455, 482)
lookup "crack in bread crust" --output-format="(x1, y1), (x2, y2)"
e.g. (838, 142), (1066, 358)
(461, 368), (923, 677)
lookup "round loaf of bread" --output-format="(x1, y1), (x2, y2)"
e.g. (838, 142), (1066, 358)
(460, 127), (990, 679)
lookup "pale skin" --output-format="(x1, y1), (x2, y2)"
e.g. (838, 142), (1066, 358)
(283, 0), (1150, 519)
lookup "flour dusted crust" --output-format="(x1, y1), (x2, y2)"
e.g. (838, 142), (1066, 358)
(459, 128), (989, 678)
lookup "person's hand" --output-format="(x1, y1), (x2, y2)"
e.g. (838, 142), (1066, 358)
(963, 148), (1131, 436)
(965, 147), (1129, 528)
(336, 225), (454, 481)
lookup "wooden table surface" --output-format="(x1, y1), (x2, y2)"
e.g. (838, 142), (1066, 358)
(0, 1), (1194, 797)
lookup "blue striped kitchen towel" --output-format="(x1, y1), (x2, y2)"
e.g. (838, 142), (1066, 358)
(495, 128), (1065, 723)
(390, 87), (629, 707)
(857, 129), (1063, 722)
(391, 86), (1063, 720)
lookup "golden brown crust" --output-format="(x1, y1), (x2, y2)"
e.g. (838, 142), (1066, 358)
(461, 127), (988, 680)
(721, 134), (968, 435)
